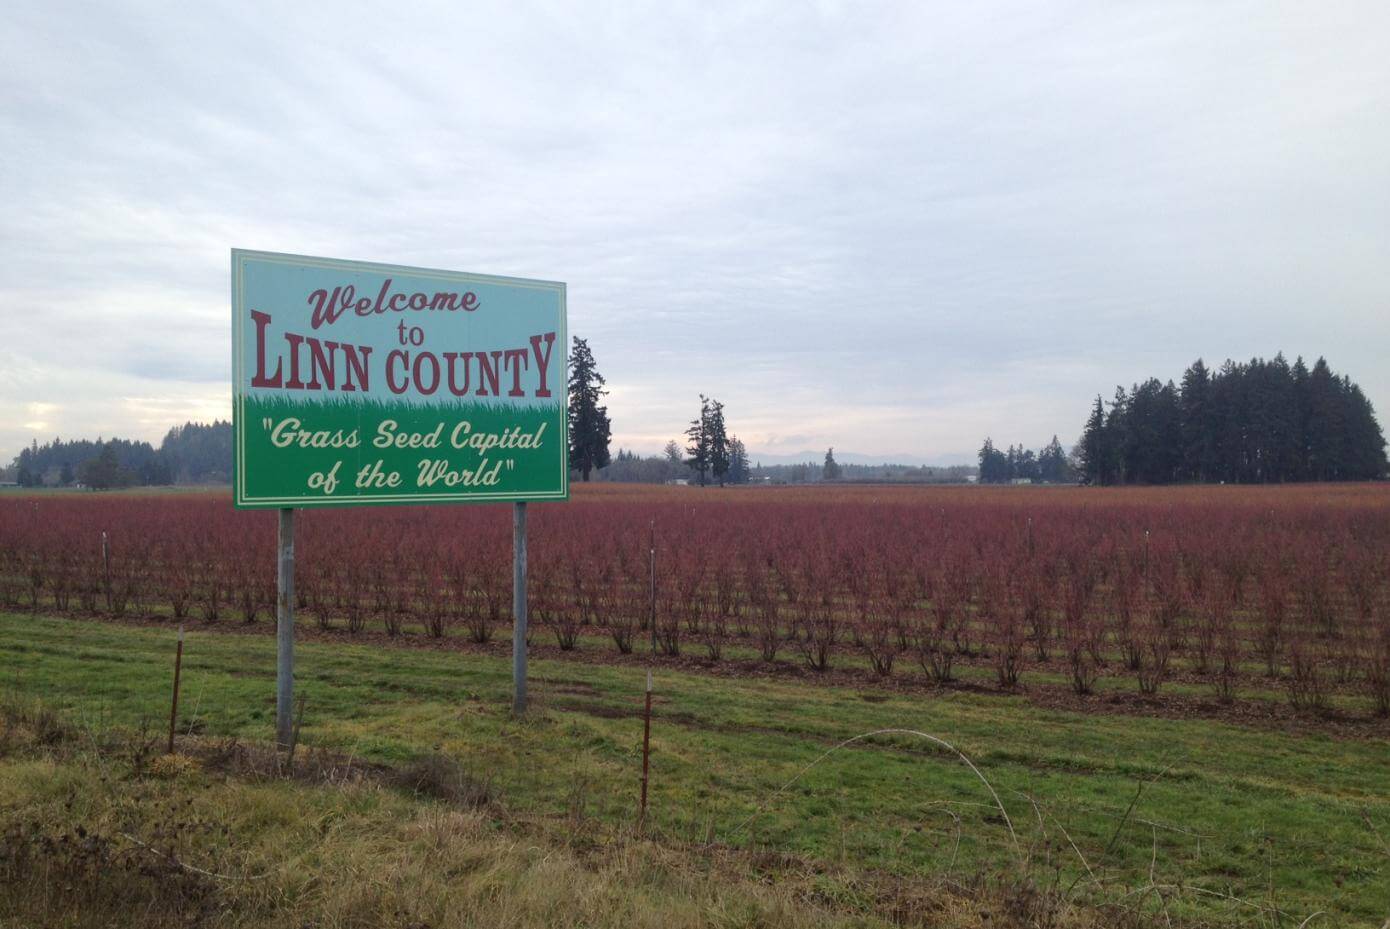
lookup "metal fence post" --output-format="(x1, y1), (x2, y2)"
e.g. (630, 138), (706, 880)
(276, 508), (295, 750)
(513, 501), (528, 715)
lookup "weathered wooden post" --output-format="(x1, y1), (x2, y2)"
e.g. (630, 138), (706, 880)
(512, 501), (528, 715)
(276, 508), (295, 750)
(649, 518), (657, 652)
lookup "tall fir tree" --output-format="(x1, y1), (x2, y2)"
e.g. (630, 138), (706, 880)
(1344, 382), (1388, 479)
(727, 436), (750, 484)
(685, 395), (712, 486)
(1107, 387), (1131, 484)
(977, 438), (1009, 483)
(707, 398), (730, 486)
(1179, 359), (1214, 482)
(1304, 357), (1342, 481)
(1078, 396), (1108, 484)
(566, 337), (612, 482)
(1038, 435), (1070, 483)
(1291, 356), (1312, 480)
(823, 447), (841, 481)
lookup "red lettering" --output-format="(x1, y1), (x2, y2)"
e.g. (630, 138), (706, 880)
(413, 352), (440, 395)
(309, 281), (481, 326)
(284, 333), (307, 389)
(306, 288), (345, 329)
(341, 343), (371, 392)
(386, 350), (410, 394)
(475, 350), (502, 396)
(530, 332), (556, 397)
(444, 351), (473, 396)
(306, 338), (338, 390)
(504, 347), (529, 396)
(250, 310), (283, 387)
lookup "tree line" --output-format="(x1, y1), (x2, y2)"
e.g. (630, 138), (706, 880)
(977, 436), (1074, 484)
(600, 447), (978, 485)
(28, 340), (1373, 492)
(1078, 355), (1386, 485)
(601, 435), (752, 486)
(10, 421), (232, 488)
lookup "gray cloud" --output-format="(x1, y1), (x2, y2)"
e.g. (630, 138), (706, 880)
(3, 1), (1388, 464)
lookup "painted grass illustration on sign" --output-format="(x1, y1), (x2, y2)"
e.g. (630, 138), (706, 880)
(237, 394), (566, 506)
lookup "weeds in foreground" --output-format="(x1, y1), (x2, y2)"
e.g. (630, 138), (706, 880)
(0, 696), (1159, 929)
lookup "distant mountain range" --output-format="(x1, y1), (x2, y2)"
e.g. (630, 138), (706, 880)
(745, 450), (975, 468)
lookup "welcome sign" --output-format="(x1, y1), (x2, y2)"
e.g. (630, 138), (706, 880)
(232, 249), (567, 508)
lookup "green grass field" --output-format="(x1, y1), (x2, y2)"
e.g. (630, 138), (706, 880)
(3, 612), (1388, 927)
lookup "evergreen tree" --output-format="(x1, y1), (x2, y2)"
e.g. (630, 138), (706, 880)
(1284, 358), (1306, 483)
(1078, 396), (1107, 484)
(1211, 360), (1246, 482)
(1106, 387), (1132, 484)
(727, 436), (750, 484)
(977, 438), (1009, 483)
(1016, 447), (1039, 482)
(1179, 360), (1214, 482)
(1259, 354), (1299, 482)
(1038, 435), (1071, 483)
(685, 395), (711, 486)
(1304, 357), (1342, 481)
(823, 447), (841, 481)
(566, 337), (612, 481)
(79, 442), (123, 490)
(707, 398), (730, 486)
(1344, 382), (1389, 479)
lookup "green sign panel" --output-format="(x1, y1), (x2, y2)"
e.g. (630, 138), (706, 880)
(232, 249), (567, 508)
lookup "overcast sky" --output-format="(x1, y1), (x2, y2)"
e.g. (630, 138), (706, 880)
(3, 1), (1387, 466)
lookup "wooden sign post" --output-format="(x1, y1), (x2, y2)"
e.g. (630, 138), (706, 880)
(276, 508), (295, 749)
(512, 502), (528, 714)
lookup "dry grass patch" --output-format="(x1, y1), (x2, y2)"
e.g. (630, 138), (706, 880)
(0, 711), (1160, 929)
